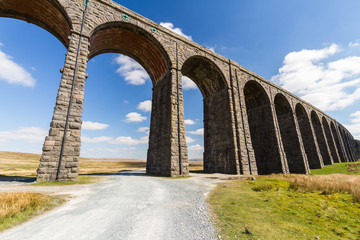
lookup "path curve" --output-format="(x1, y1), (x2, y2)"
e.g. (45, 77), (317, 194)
(0, 170), (221, 240)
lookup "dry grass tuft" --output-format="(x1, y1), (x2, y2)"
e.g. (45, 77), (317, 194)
(0, 192), (50, 221)
(268, 174), (360, 202)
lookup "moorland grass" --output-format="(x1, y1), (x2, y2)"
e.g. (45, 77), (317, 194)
(32, 176), (102, 186)
(310, 161), (360, 175)
(209, 178), (360, 240)
(0, 192), (65, 231)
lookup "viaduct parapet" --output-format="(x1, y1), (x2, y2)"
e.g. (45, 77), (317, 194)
(0, 0), (358, 181)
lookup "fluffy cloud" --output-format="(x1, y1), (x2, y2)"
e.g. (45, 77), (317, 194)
(125, 112), (147, 123)
(0, 127), (47, 143)
(349, 40), (360, 48)
(81, 136), (113, 143)
(188, 128), (204, 135)
(182, 76), (197, 90)
(160, 22), (192, 40)
(188, 144), (204, 151)
(137, 100), (152, 112)
(115, 55), (149, 85)
(186, 136), (195, 143)
(185, 119), (196, 125)
(0, 50), (36, 87)
(272, 44), (360, 111)
(82, 135), (148, 145)
(137, 127), (150, 133)
(344, 111), (360, 139)
(82, 121), (109, 130)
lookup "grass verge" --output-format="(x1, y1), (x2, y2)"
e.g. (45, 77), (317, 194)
(209, 178), (360, 240)
(0, 192), (65, 231)
(32, 176), (102, 186)
(310, 161), (360, 175)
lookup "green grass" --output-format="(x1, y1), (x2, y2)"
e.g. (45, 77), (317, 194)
(0, 192), (65, 231)
(310, 161), (360, 175)
(32, 176), (102, 186)
(209, 178), (360, 240)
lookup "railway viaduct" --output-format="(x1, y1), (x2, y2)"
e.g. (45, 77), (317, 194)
(0, 0), (358, 181)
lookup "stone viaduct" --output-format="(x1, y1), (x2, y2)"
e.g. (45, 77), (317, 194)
(0, 0), (358, 181)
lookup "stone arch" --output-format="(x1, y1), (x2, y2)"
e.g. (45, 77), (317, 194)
(88, 21), (171, 83)
(0, 0), (72, 47)
(322, 117), (339, 163)
(274, 94), (306, 173)
(341, 129), (354, 162)
(295, 104), (322, 168)
(311, 111), (332, 165)
(331, 122), (345, 162)
(181, 55), (236, 173)
(244, 81), (282, 174)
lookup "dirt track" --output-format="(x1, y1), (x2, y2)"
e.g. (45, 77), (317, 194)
(0, 170), (222, 240)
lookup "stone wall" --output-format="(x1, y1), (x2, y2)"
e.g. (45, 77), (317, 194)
(0, 0), (358, 181)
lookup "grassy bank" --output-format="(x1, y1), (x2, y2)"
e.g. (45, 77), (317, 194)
(209, 178), (360, 240)
(310, 161), (360, 175)
(0, 192), (65, 231)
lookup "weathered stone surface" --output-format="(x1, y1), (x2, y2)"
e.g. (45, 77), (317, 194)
(1, 0), (357, 181)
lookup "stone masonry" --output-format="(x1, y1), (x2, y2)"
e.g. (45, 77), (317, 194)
(0, 0), (358, 181)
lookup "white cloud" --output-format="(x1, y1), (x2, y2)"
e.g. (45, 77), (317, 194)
(272, 44), (360, 111)
(125, 112), (147, 123)
(0, 50), (36, 87)
(82, 121), (109, 130)
(81, 136), (113, 143)
(137, 100), (152, 112)
(182, 76), (197, 90)
(0, 127), (47, 143)
(186, 136), (195, 143)
(350, 111), (360, 123)
(188, 144), (204, 151)
(349, 40), (360, 48)
(82, 135), (148, 145)
(0, 42), (3, 47)
(188, 128), (204, 135)
(345, 111), (360, 138)
(111, 136), (147, 145)
(115, 55), (149, 85)
(185, 119), (196, 125)
(160, 22), (192, 40)
(137, 127), (150, 133)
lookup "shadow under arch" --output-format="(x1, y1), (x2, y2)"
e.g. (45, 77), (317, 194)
(181, 55), (237, 174)
(295, 104), (322, 169)
(0, 0), (72, 48)
(274, 94), (306, 173)
(340, 128), (353, 162)
(88, 21), (171, 83)
(244, 80), (282, 175)
(311, 111), (332, 165)
(322, 117), (339, 163)
(330, 121), (345, 162)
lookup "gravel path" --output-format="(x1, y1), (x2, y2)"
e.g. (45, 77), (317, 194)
(0, 170), (221, 240)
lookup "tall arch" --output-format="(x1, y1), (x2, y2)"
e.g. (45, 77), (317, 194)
(311, 111), (332, 165)
(342, 130), (355, 162)
(330, 122), (345, 162)
(295, 104), (322, 168)
(0, 0), (72, 47)
(88, 22), (186, 177)
(339, 127), (352, 162)
(322, 118), (339, 163)
(274, 94), (306, 173)
(181, 56), (237, 174)
(244, 81), (282, 174)
(89, 22), (171, 83)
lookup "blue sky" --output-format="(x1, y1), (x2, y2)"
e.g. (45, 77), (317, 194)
(0, 0), (359, 160)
